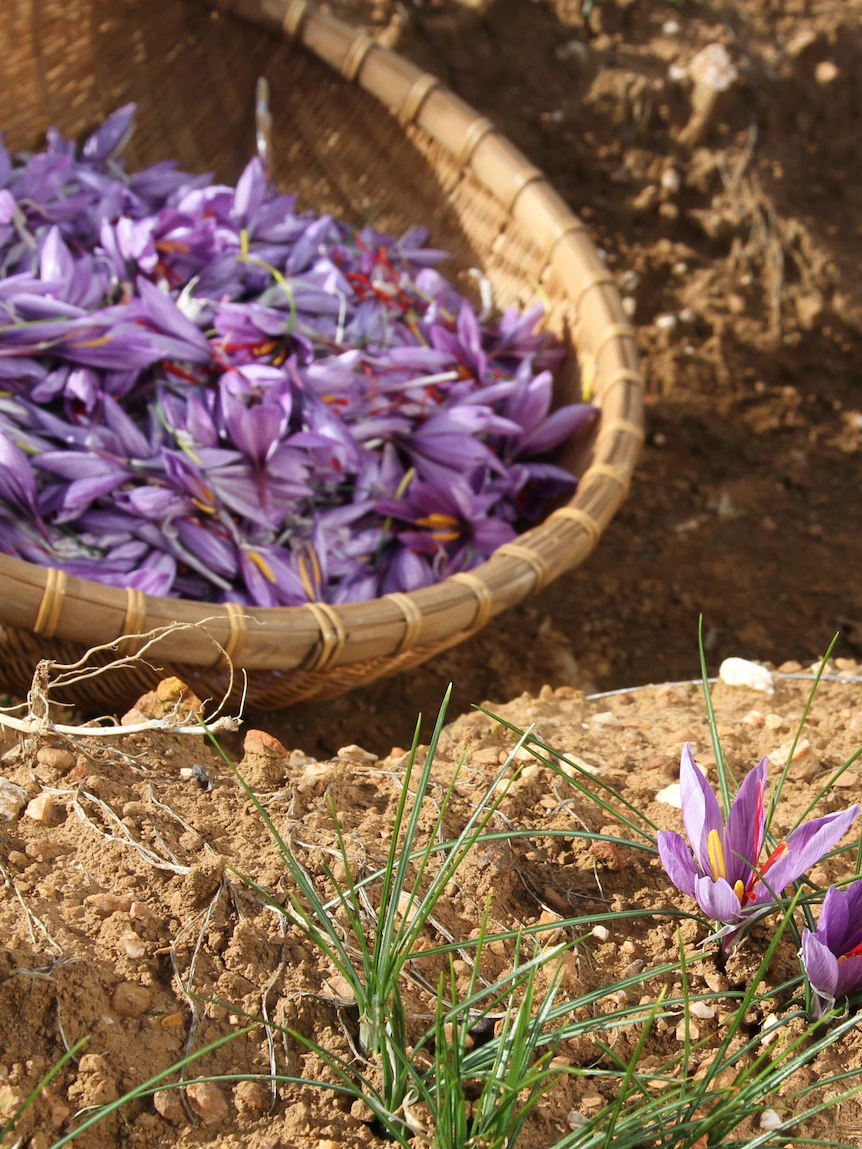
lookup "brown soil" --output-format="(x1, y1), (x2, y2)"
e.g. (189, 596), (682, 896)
(2, 667), (862, 1147)
(5, 1), (862, 1146)
(257, 0), (862, 760)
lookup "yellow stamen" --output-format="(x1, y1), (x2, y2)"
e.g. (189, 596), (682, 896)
(297, 545), (322, 600)
(155, 239), (191, 254)
(733, 879), (745, 904)
(67, 334), (112, 349)
(248, 550), (276, 583)
(395, 467), (416, 499)
(416, 513), (459, 530)
(191, 497), (216, 515)
(239, 228), (250, 260)
(707, 829), (727, 882)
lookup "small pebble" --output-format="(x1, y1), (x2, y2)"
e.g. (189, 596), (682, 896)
(832, 771), (859, 788)
(691, 1002), (715, 1019)
(111, 982), (153, 1018)
(622, 296), (637, 317)
(591, 925), (610, 942)
(742, 710), (764, 726)
(153, 1088), (183, 1125)
(768, 738), (810, 766)
(655, 313), (678, 330)
(759, 1108), (783, 1131)
(567, 1111), (589, 1129)
(35, 747), (75, 772)
(119, 930), (146, 959)
(623, 959), (645, 977)
(185, 1081), (228, 1125)
(336, 744), (378, 763)
(160, 1012), (185, 1029)
(25, 793), (61, 825)
(591, 711), (620, 727)
(688, 43), (738, 92)
(764, 714), (784, 730)
(558, 754), (602, 778)
(656, 782), (682, 807)
(676, 1018), (700, 1041)
(661, 167), (681, 193)
(760, 1012), (781, 1046)
(85, 893), (131, 915)
(0, 778), (27, 821)
(719, 657), (774, 694)
(233, 1080), (269, 1112)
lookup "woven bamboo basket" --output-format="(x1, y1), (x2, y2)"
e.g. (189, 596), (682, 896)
(0, 0), (643, 712)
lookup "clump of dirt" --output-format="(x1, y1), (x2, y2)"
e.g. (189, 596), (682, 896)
(1, 664), (862, 1147)
(257, 0), (862, 759)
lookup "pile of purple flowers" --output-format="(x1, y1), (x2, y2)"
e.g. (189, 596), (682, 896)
(0, 106), (595, 606)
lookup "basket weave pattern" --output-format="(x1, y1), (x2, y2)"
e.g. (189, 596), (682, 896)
(0, 0), (643, 709)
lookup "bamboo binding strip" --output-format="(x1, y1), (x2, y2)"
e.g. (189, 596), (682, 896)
(0, 0), (643, 709)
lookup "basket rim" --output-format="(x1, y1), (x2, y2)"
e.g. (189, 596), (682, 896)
(0, 0), (644, 673)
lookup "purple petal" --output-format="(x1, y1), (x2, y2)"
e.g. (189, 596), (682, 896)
(175, 519), (238, 581)
(516, 403), (597, 456)
(693, 875), (743, 925)
(135, 278), (212, 364)
(81, 103), (137, 161)
(817, 883), (851, 955)
(39, 226), (74, 288)
(679, 743), (724, 878)
(0, 189), (14, 226)
(657, 831), (698, 899)
(724, 758), (768, 888)
(756, 805), (861, 900)
(835, 952), (862, 1001)
(233, 157), (268, 225)
(801, 931), (839, 1017)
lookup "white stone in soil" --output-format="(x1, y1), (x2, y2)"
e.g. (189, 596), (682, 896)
(759, 1108), (783, 1131)
(0, 778), (27, 821)
(656, 782), (682, 807)
(719, 657), (775, 693)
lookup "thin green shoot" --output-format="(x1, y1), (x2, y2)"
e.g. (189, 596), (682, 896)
(0, 1036), (88, 1143)
(48, 1027), (254, 1149)
(698, 613), (734, 814)
(599, 990), (667, 1149)
(767, 633), (840, 829)
(476, 707), (660, 840)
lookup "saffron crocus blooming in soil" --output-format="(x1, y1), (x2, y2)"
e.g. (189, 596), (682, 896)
(802, 882), (862, 1019)
(0, 105), (598, 607)
(657, 744), (860, 950)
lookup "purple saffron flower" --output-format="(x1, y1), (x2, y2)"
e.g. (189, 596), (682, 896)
(657, 744), (860, 950)
(802, 883), (862, 1019)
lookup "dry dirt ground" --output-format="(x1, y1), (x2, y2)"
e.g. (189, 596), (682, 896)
(4, 0), (862, 1146)
(2, 666), (862, 1148)
(260, 0), (862, 759)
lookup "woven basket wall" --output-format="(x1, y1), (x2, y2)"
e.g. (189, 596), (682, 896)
(0, 0), (643, 712)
